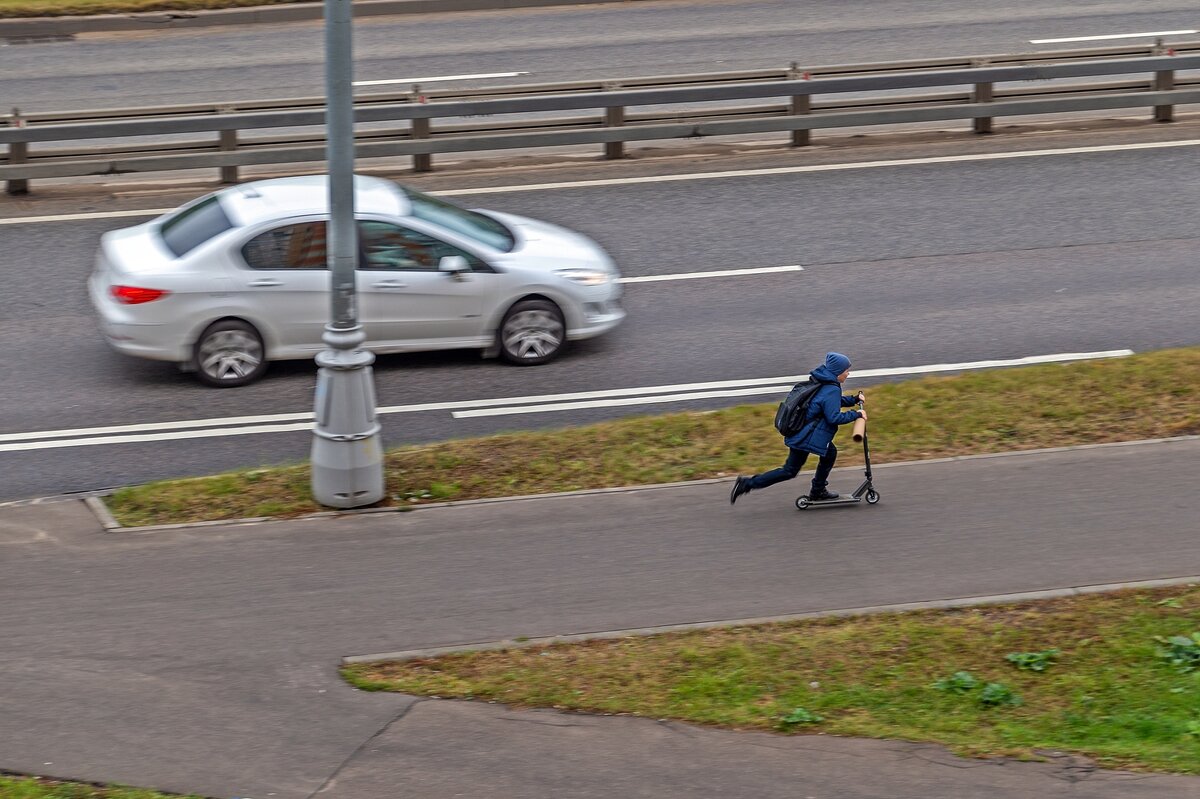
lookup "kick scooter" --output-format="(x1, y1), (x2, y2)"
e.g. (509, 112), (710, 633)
(795, 395), (880, 510)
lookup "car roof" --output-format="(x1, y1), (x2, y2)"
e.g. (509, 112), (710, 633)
(217, 175), (410, 227)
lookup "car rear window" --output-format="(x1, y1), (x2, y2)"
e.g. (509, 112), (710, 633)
(242, 222), (328, 269)
(159, 195), (234, 258)
(402, 186), (515, 252)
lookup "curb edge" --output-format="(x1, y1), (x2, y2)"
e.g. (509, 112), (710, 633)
(341, 574), (1200, 664)
(86, 434), (1200, 534)
(0, 0), (648, 36)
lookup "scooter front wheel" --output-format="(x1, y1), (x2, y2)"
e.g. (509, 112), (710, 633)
(865, 489), (880, 505)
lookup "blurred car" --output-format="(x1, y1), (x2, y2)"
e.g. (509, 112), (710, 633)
(88, 175), (625, 386)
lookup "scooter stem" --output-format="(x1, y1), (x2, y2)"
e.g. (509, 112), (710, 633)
(858, 397), (873, 480)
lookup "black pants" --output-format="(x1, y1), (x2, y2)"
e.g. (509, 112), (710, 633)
(746, 443), (837, 492)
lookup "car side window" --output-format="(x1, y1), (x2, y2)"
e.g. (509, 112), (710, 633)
(358, 221), (489, 272)
(241, 222), (328, 270)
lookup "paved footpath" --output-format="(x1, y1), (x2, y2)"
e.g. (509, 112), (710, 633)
(1, 438), (1198, 798)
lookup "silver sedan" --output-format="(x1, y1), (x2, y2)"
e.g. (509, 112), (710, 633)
(88, 175), (626, 386)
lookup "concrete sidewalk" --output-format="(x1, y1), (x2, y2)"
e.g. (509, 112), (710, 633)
(1, 438), (1199, 797)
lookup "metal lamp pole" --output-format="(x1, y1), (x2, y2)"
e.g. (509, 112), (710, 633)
(310, 0), (385, 508)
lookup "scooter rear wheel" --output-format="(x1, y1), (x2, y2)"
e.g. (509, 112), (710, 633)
(795, 496), (810, 510)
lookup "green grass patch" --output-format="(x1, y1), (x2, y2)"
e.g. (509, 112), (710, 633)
(0, 773), (202, 799)
(342, 586), (1200, 773)
(104, 346), (1200, 527)
(0, 0), (306, 18)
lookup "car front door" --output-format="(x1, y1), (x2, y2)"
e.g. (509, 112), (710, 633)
(356, 219), (498, 347)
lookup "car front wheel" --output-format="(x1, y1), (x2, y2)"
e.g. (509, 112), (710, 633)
(193, 319), (268, 387)
(499, 299), (566, 365)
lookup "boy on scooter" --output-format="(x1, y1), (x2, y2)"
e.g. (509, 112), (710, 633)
(730, 352), (865, 504)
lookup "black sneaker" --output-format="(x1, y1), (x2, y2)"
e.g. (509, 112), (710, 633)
(808, 488), (840, 501)
(730, 476), (750, 505)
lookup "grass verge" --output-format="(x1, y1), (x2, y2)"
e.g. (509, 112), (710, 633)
(0, 774), (200, 799)
(342, 585), (1200, 773)
(104, 347), (1200, 527)
(0, 0), (303, 18)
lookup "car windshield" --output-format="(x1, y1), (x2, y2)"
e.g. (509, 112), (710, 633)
(159, 195), (234, 258)
(401, 186), (515, 252)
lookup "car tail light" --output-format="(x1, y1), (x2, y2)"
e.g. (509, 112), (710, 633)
(111, 285), (170, 305)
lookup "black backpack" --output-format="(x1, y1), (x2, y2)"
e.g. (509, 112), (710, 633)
(773, 380), (823, 437)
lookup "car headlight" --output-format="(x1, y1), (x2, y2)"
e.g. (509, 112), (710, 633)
(554, 268), (611, 286)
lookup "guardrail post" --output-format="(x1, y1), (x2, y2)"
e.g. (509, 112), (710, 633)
(410, 84), (433, 172)
(1151, 37), (1176, 123)
(789, 63), (811, 147)
(6, 108), (29, 195)
(1153, 69), (1175, 121)
(218, 105), (239, 184)
(603, 82), (625, 159)
(971, 60), (993, 135)
(972, 82), (994, 134)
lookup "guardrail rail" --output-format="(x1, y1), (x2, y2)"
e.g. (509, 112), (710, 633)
(3, 40), (1199, 194)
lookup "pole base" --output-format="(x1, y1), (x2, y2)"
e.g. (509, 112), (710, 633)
(311, 434), (384, 509)
(311, 346), (385, 509)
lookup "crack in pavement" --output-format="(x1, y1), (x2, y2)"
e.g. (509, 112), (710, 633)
(307, 697), (427, 799)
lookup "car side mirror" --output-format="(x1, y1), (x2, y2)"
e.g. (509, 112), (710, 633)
(439, 255), (469, 279)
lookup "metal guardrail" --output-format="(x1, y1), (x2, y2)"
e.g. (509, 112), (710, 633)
(3, 42), (1198, 194)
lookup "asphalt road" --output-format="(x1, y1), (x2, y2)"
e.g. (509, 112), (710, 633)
(5, 0), (1200, 112)
(1, 438), (1198, 796)
(3, 134), (1200, 499)
(3, 6), (1200, 796)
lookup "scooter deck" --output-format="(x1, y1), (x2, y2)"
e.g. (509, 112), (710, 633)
(796, 495), (861, 509)
(795, 482), (879, 510)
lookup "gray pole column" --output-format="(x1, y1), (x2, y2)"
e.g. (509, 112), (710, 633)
(311, 0), (385, 508)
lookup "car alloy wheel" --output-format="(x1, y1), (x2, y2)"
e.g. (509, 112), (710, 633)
(500, 299), (565, 365)
(193, 319), (267, 387)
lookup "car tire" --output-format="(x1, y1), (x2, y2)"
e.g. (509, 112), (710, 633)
(192, 319), (268, 387)
(499, 299), (566, 366)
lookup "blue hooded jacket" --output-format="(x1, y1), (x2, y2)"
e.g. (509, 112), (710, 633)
(783, 362), (862, 455)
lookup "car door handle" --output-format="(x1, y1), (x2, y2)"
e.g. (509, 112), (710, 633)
(248, 279), (283, 287)
(371, 280), (408, 289)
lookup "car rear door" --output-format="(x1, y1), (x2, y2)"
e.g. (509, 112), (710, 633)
(235, 219), (331, 352)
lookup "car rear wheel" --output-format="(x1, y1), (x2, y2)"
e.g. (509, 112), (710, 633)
(193, 320), (267, 387)
(499, 299), (565, 365)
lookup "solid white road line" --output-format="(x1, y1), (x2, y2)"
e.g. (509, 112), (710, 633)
(0, 412), (315, 443)
(619, 265), (802, 283)
(353, 71), (529, 87)
(0, 350), (1132, 452)
(0, 367), (837, 446)
(0, 208), (170, 226)
(455, 385), (797, 418)
(0, 422), (317, 453)
(450, 350), (1134, 418)
(439, 141), (1200, 196)
(1030, 30), (1197, 44)
(8, 139), (1200, 226)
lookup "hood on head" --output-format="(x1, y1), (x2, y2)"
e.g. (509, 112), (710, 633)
(824, 351), (851, 374)
(811, 352), (850, 383)
(810, 364), (843, 384)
